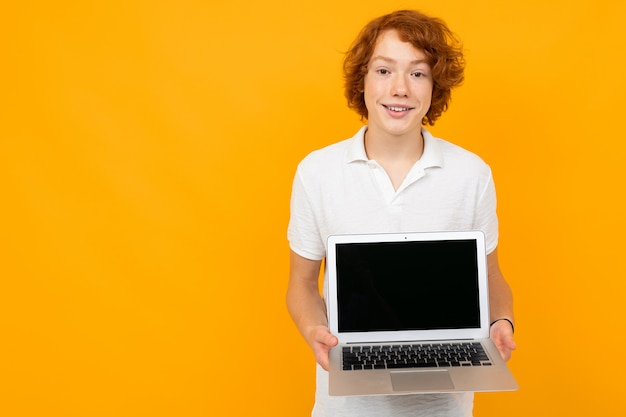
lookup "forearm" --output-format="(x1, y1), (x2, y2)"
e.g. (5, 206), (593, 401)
(487, 248), (515, 324)
(286, 251), (327, 346)
(486, 248), (516, 360)
(489, 272), (514, 323)
(287, 281), (328, 339)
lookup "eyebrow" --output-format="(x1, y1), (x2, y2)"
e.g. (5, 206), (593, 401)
(369, 56), (429, 66)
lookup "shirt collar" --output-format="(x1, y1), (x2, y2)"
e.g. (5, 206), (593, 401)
(346, 125), (444, 169)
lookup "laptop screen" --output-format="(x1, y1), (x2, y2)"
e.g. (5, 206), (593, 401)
(335, 239), (481, 333)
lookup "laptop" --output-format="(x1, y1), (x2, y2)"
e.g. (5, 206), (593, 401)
(326, 230), (518, 396)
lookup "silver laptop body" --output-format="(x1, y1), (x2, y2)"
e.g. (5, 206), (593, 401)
(326, 231), (518, 396)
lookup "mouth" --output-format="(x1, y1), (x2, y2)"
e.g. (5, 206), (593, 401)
(383, 104), (414, 112)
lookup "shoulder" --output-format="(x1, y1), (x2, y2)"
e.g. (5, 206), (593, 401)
(296, 127), (365, 177)
(433, 135), (492, 176)
(298, 139), (350, 171)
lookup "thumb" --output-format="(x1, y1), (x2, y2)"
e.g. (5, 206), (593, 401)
(316, 327), (338, 347)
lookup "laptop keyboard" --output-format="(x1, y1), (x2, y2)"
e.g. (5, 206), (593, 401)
(342, 341), (492, 371)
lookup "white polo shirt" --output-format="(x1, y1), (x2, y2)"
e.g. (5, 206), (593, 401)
(288, 126), (498, 417)
(289, 125), (499, 261)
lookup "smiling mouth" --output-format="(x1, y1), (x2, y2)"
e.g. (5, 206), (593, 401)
(383, 105), (413, 112)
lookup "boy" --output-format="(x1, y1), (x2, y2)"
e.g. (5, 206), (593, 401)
(287, 10), (515, 416)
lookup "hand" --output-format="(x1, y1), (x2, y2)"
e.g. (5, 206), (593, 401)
(489, 319), (516, 362)
(307, 325), (338, 371)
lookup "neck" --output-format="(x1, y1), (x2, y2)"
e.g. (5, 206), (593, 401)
(364, 127), (425, 163)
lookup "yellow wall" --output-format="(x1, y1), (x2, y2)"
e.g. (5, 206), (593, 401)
(2, 0), (625, 415)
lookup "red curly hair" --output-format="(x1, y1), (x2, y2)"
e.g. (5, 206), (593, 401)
(343, 10), (465, 126)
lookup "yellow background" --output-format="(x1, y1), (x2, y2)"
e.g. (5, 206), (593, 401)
(2, 0), (625, 415)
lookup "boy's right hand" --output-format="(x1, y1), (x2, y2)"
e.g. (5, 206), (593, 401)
(309, 325), (338, 371)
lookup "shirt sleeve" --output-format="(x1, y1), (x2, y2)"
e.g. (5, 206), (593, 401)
(287, 164), (326, 261)
(474, 168), (499, 254)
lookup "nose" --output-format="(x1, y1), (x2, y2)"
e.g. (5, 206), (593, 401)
(391, 74), (409, 97)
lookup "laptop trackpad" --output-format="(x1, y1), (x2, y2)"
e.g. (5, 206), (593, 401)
(390, 370), (454, 392)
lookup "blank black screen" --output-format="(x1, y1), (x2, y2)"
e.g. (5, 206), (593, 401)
(335, 239), (481, 332)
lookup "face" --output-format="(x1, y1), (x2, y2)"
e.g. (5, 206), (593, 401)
(363, 30), (433, 138)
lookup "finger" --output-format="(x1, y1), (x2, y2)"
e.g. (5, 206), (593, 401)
(317, 352), (330, 371)
(507, 338), (517, 351)
(500, 332), (516, 350)
(314, 342), (333, 371)
(497, 338), (516, 361)
(324, 333), (339, 347)
(314, 327), (338, 347)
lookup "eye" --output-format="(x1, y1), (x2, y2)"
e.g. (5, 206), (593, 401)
(375, 68), (391, 75)
(411, 71), (425, 78)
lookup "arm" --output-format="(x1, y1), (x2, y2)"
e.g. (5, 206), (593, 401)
(487, 247), (517, 361)
(286, 250), (338, 371)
